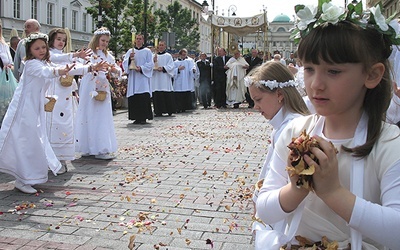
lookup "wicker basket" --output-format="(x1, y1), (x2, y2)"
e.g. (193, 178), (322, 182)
(94, 91), (107, 101)
(44, 97), (56, 112)
(60, 75), (74, 87)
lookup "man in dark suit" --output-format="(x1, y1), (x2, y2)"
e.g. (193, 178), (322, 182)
(196, 52), (212, 109)
(213, 48), (230, 108)
(245, 49), (263, 108)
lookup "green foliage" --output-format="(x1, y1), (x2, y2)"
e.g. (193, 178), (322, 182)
(86, 0), (156, 57)
(154, 1), (200, 51)
(86, 0), (200, 56)
(86, 0), (128, 57)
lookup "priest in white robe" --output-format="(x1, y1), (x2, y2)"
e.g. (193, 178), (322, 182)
(151, 41), (176, 116)
(225, 50), (249, 108)
(173, 49), (196, 112)
(122, 34), (154, 124)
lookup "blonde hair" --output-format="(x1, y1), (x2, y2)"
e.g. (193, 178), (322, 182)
(249, 61), (310, 116)
(88, 27), (110, 56)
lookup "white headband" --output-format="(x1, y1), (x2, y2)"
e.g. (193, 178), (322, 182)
(244, 76), (298, 90)
(26, 33), (48, 43)
(94, 29), (111, 36)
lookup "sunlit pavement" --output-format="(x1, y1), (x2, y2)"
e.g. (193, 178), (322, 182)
(0, 104), (271, 250)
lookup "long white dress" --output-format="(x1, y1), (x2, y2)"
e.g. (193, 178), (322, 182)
(0, 59), (62, 185)
(46, 48), (89, 160)
(75, 50), (121, 155)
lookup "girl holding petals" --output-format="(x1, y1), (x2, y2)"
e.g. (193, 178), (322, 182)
(75, 27), (121, 160)
(46, 28), (104, 173)
(257, 1), (400, 249)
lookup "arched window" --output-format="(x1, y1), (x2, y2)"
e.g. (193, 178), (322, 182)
(277, 27), (286, 32)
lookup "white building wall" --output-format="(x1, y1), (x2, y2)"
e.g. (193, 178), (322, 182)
(1, 0), (94, 51)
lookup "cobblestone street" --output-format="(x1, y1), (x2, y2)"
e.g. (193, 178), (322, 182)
(0, 106), (272, 250)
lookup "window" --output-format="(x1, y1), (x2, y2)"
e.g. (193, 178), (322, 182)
(13, 0), (21, 19)
(62, 8), (67, 28)
(82, 13), (87, 32)
(72, 10), (78, 30)
(276, 27), (286, 32)
(47, 3), (54, 25)
(31, 0), (38, 19)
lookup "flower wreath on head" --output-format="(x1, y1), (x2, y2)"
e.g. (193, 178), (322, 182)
(290, 0), (400, 46)
(94, 29), (111, 36)
(244, 76), (298, 90)
(26, 33), (49, 43)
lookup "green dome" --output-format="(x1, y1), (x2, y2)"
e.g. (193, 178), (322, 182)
(272, 14), (291, 22)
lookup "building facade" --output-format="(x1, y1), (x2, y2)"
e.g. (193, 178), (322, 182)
(0, 0), (95, 51)
(1, 0), (296, 58)
(367, 0), (400, 18)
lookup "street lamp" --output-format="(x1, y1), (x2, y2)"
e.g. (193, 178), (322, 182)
(202, 0), (215, 14)
(143, 0), (148, 45)
(228, 5), (237, 17)
(97, 0), (103, 28)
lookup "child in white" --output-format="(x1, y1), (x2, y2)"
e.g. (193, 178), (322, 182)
(46, 28), (103, 172)
(75, 27), (121, 160)
(257, 3), (400, 249)
(0, 33), (75, 194)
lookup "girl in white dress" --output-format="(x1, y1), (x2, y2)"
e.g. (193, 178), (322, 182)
(256, 2), (400, 249)
(46, 28), (101, 173)
(75, 27), (121, 160)
(0, 33), (74, 194)
(246, 62), (310, 248)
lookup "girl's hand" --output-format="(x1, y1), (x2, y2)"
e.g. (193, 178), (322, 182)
(304, 135), (341, 199)
(74, 48), (93, 60)
(59, 63), (76, 76)
(92, 61), (108, 72)
(286, 158), (310, 196)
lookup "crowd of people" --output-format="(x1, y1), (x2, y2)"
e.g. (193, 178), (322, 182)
(1, 1), (400, 247)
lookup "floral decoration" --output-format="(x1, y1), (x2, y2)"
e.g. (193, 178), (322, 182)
(244, 76), (298, 90)
(26, 33), (49, 43)
(109, 75), (127, 99)
(291, 0), (400, 45)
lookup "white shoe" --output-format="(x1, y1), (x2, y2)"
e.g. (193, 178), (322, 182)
(57, 162), (68, 175)
(95, 153), (115, 160)
(15, 180), (37, 194)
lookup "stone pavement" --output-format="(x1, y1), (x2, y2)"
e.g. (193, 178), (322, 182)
(0, 105), (272, 250)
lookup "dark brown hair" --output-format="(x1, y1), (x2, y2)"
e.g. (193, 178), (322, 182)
(297, 22), (393, 157)
(25, 33), (50, 62)
(48, 28), (67, 49)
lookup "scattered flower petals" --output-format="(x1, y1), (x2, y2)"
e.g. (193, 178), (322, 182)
(128, 235), (136, 250)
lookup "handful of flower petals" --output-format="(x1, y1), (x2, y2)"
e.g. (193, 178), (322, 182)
(286, 130), (337, 191)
